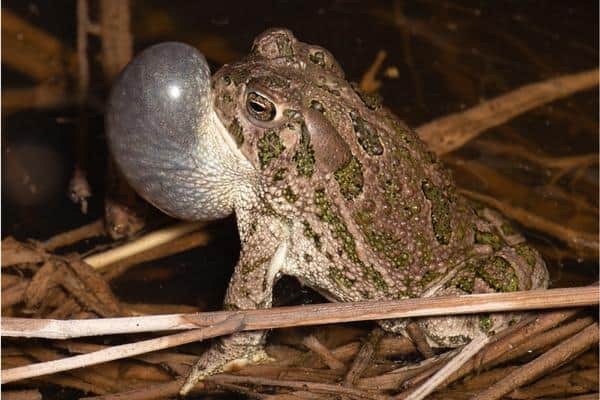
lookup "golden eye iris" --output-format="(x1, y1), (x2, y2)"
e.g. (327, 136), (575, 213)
(246, 92), (276, 121)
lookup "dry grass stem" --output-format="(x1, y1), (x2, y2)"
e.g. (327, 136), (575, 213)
(418, 68), (599, 155)
(403, 335), (489, 400)
(492, 316), (595, 365)
(3, 286), (596, 340)
(406, 322), (435, 358)
(81, 374), (387, 400)
(99, 0), (133, 81)
(43, 219), (105, 250)
(2, 281), (30, 308)
(1, 315), (244, 383)
(445, 309), (581, 386)
(2, 390), (42, 400)
(344, 327), (384, 386)
(102, 230), (211, 281)
(302, 335), (345, 370)
(357, 350), (455, 390)
(2, 237), (46, 267)
(474, 139), (598, 177)
(208, 375), (387, 400)
(2, 85), (74, 113)
(2, 10), (75, 82)
(359, 50), (387, 92)
(508, 368), (598, 399)
(83, 221), (205, 269)
(80, 378), (187, 400)
(474, 323), (599, 400)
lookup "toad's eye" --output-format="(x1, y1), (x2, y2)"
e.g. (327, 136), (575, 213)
(246, 92), (276, 121)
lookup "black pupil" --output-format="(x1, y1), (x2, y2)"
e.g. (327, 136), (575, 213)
(250, 101), (266, 113)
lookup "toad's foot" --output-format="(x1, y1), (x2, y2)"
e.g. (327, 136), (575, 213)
(179, 333), (273, 395)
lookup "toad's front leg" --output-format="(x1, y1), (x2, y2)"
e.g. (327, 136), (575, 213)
(180, 222), (287, 395)
(101, 38), (287, 397)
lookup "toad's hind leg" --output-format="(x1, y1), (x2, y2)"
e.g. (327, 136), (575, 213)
(415, 245), (547, 348)
(381, 207), (549, 348)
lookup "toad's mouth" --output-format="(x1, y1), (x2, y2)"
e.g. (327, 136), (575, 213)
(106, 42), (253, 222)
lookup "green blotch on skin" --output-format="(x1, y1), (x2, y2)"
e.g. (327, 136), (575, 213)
(363, 265), (388, 291)
(382, 177), (402, 208)
(388, 117), (419, 148)
(401, 203), (421, 219)
(263, 75), (290, 89)
(454, 275), (475, 293)
(257, 130), (285, 168)
(514, 243), (537, 268)
(318, 84), (341, 97)
(283, 186), (298, 203)
(479, 315), (493, 332)
(273, 168), (287, 182)
(392, 146), (414, 163)
(354, 210), (410, 269)
(350, 82), (381, 110)
(425, 151), (438, 164)
(475, 230), (503, 251)
(334, 156), (364, 200)
(402, 277), (416, 296)
(329, 266), (354, 288)
(315, 192), (388, 293)
(230, 68), (250, 85)
(284, 109), (299, 119)
(414, 232), (432, 265)
(397, 252), (411, 267)
(276, 36), (294, 57)
(222, 93), (233, 103)
(292, 123), (316, 177)
(369, 231), (410, 269)
(422, 180), (452, 245)
(452, 256), (519, 293)
(455, 224), (466, 242)
(421, 250), (432, 265)
(501, 223), (515, 236)
(350, 111), (384, 156)
(477, 256), (520, 292)
(229, 118), (244, 146)
(421, 270), (442, 287)
(450, 261), (478, 294)
(303, 220), (322, 250)
(354, 208), (373, 226)
(248, 221), (257, 235)
(263, 201), (283, 218)
(314, 189), (360, 264)
(241, 257), (269, 274)
(360, 290), (372, 299)
(471, 202), (487, 218)
(309, 51), (326, 67)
